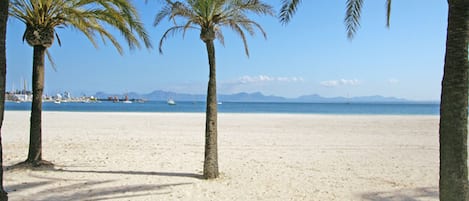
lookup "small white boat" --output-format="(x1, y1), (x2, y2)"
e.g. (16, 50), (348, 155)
(123, 95), (132, 103)
(54, 99), (61, 104)
(167, 98), (176, 105)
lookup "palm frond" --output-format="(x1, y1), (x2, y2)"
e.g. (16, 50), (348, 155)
(181, 20), (197, 38)
(239, 0), (275, 17)
(159, 25), (193, 54)
(154, 0), (273, 58)
(229, 22), (249, 57)
(215, 27), (224, 46)
(279, 0), (301, 25)
(386, 0), (392, 28)
(9, 0), (153, 55)
(344, 0), (363, 40)
(154, 4), (172, 26)
(345, 0), (392, 39)
(45, 49), (57, 71)
(243, 20), (267, 39)
(55, 31), (61, 46)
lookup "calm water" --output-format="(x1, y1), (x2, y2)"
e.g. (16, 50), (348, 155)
(5, 101), (439, 115)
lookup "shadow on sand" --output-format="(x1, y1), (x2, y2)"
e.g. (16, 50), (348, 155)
(5, 167), (199, 200)
(360, 187), (438, 201)
(34, 181), (192, 201)
(54, 168), (203, 179)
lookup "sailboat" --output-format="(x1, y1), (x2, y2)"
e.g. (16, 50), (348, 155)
(14, 77), (32, 102)
(167, 98), (176, 105)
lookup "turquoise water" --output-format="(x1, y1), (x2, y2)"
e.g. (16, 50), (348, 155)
(5, 101), (439, 115)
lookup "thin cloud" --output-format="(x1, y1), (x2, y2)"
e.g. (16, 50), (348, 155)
(387, 78), (399, 84)
(320, 79), (360, 87)
(219, 75), (305, 95)
(237, 75), (304, 84)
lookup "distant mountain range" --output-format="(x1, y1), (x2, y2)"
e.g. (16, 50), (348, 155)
(93, 90), (428, 103)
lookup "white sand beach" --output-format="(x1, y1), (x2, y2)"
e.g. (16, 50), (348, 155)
(2, 111), (439, 201)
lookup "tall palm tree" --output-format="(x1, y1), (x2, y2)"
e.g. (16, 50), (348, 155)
(439, 1), (469, 200)
(9, 0), (152, 167)
(0, 0), (9, 199)
(154, 0), (274, 179)
(280, 0), (469, 199)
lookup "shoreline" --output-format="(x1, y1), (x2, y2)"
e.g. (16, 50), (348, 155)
(2, 111), (439, 200)
(3, 110), (440, 116)
(5, 101), (440, 116)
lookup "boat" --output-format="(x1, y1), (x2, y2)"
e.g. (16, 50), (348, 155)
(54, 93), (62, 104)
(123, 95), (132, 104)
(167, 98), (176, 105)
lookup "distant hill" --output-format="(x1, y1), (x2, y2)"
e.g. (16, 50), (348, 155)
(295, 94), (409, 103)
(220, 92), (286, 102)
(94, 90), (413, 103)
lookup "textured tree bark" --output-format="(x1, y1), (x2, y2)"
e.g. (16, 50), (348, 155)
(27, 45), (46, 164)
(203, 40), (219, 179)
(439, 0), (469, 200)
(0, 0), (8, 199)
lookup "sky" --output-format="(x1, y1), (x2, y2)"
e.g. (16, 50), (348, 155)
(5, 1), (448, 101)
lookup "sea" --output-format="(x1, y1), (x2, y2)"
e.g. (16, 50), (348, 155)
(5, 101), (440, 115)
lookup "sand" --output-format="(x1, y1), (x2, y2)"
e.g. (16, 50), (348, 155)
(1, 111), (439, 201)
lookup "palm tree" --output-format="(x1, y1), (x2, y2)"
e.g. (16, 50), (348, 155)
(0, 0), (9, 199)
(439, 1), (469, 199)
(9, 0), (152, 167)
(280, 0), (469, 199)
(154, 0), (274, 179)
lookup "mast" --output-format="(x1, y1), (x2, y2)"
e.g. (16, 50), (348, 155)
(23, 78), (27, 94)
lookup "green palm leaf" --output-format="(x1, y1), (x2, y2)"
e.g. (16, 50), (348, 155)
(345, 0), (363, 39)
(279, 0), (392, 39)
(279, 0), (301, 25)
(9, 0), (152, 55)
(345, 0), (392, 39)
(155, 0), (274, 57)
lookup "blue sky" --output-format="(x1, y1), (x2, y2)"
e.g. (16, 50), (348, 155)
(5, 1), (447, 101)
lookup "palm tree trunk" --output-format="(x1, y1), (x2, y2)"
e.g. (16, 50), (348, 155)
(439, 0), (469, 200)
(203, 40), (219, 179)
(0, 0), (8, 199)
(27, 45), (46, 164)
